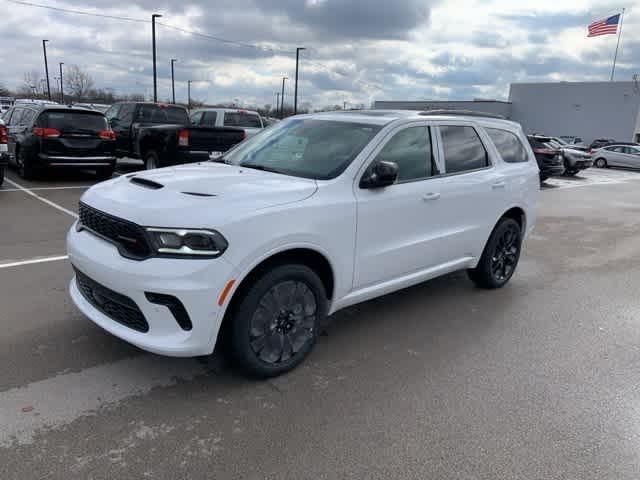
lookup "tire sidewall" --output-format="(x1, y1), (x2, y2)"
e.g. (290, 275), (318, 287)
(595, 158), (606, 168)
(474, 218), (522, 289)
(144, 151), (159, 170)
(230, 264), (328, 378)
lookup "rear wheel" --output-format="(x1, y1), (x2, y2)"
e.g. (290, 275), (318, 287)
(144, 150), (160, 170)
(594, 158), (607, 168)
(95, 165), (115, 180)
(228, 264), (327, 378)
(468, 218), (522, 289)
(17, 149), (37, 180)
(0, 165), (4, 186)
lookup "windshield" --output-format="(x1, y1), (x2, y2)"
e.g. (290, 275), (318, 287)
(39, 111), (108, 132)
(222, 118), (382, 180)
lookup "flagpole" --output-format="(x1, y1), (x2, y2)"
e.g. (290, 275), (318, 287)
(610, 8), (625, 81)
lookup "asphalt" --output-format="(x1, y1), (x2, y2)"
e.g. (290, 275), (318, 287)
(2, 165), (640, 479)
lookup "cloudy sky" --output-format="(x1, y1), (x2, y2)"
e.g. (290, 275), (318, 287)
(1, 0), (638, 109)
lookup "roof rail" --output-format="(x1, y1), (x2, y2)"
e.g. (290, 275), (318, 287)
(418, 109), (506, 120)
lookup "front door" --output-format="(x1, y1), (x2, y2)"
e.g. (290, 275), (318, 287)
(354, 124), (442, 289)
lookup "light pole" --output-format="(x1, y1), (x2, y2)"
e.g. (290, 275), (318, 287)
(280, 76), (287, 119)
(151, 13), (162, 103)
(59, 62), (64, 104)
(170, 58), (176, 104)
(294, 47), (305, 114)
(187, 80), (192, 111)
(275, 92), (280, 117)
(42, 40), (51, 101)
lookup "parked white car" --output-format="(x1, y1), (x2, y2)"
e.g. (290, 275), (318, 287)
(592, 144), (640, 168)
(67, 110), (539, 377)
(190, 108), (264, 138)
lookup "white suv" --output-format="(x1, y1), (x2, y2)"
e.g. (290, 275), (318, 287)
(67, 110), (539, 377)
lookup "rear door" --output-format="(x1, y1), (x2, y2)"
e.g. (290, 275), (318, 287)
(112, 103), (135, 155)
(622, 147), (640, 168)
(606, 146), (626, 166)
(431, 123), (507, 263)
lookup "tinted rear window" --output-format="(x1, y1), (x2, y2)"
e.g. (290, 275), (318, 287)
(39, 111), (108, 132)
(440, 125), (489, 174)
(224, 112), (262, 128)
(137, 105), (189, 124)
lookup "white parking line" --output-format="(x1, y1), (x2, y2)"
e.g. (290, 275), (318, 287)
(0, 255), (69, 270)
(0, 185), (92, 192)
(0, 355), (207, 447)
(4, 178), (78, 219)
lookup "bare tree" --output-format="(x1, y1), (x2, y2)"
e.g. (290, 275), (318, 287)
(19, 71), (42, 96)
(64, 65), (94, 101)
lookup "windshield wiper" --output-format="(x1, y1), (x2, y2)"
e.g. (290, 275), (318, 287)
(210, 155), (228, 164)
(240, 163), (287, 175)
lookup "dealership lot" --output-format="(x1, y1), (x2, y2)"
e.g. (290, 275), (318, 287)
(2, 165), (640, 479)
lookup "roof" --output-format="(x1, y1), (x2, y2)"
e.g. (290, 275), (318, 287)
(300, 109), (521, 128)
(193, 107), (261, 115)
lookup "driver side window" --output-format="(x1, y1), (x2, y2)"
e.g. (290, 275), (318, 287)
(374, 126), (434, 183)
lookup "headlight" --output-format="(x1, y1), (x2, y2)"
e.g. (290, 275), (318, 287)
(146, 228), (228, 258)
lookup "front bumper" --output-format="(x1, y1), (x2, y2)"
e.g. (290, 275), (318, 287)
(67, 224), (235, 357)
(38, 153), (116, 167)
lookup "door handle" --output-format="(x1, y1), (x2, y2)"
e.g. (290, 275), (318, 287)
(492, 181), (506, 189)
(422, 192), (440, 201)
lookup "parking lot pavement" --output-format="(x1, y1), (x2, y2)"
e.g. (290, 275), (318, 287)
(2, 167), (640, 479)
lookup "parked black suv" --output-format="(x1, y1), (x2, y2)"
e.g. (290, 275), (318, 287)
(105, 102), (246, 170)
(527, 135), (565, 182)
(4, 105), (116, 180)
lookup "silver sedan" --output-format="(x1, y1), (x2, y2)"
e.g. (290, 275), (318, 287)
(593, 145), (640, 168)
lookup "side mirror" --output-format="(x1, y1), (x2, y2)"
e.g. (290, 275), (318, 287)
(360, 160), (399, 189)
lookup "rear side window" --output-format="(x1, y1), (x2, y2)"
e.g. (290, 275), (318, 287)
(375, 126), (434, 182)
(202, 111), (218, 127)
(39, 111), (108, 132)
(440, 126), (489, 174)
(486, 128), (528, 163)
(224, 112), (262, 128)
(190, 111), (204, 125)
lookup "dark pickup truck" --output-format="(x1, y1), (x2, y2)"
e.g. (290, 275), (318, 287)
(105, 102), (246, 169)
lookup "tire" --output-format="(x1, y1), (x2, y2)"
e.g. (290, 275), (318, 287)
(144, 150), (160, 170)
(565, 170), (577, 176)
(95, 165), (115, 180)
(539, 171), (549, 183)
(467, 218), (522, 289)
(594, 158), (607, 168)
(0, 165), (4, 187)
(228, 264), (328, 378)
(17, 148), (37, 180)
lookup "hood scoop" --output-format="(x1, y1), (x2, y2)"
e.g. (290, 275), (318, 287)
(181, 191), (216, 197)
(130, 177), (164, 190)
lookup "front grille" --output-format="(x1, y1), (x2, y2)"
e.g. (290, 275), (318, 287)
(74, 267), (149, 333)
(78, 203), (151, 260)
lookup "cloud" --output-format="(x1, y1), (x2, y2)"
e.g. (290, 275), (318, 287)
(0, 0), (638, 108)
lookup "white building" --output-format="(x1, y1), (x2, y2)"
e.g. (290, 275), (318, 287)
(375, 81), (640, 144)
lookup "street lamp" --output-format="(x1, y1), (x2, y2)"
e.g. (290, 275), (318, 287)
(42, 40), (51, 101)
(59, 62), (64, 104)
(294, 47), (305, 114)
(170, 58), (177, 104)
(280, 76), (288, 119)
(187, 80), (192, 111)
(151, 13), (162, 103)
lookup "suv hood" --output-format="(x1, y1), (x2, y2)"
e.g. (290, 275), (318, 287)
(81, 163), (317, 227)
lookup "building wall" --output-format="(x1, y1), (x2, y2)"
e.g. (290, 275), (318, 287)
(373, 100), (512, 118)
(509, 82), (640, 144)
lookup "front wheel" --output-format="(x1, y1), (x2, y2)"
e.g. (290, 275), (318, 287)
(228, 264), (328, 378)
(594, 158), (607, 168)
(468, 218), (522, 289)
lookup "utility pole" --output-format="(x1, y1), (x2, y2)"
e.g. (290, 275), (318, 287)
(280, 76), (287, 119)
(42, 40), (51, 101)
(187, 80), (192, 111)
(294, 47), (305, 114)
(343, 100), (347, 111)
(170, 58), (177, 104)
(275, 92), (280, 117)
(59, 62), (64, 104)
(151, 13), (162, 103)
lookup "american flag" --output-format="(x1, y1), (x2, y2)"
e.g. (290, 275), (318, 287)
(588, 14), (620, 37)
